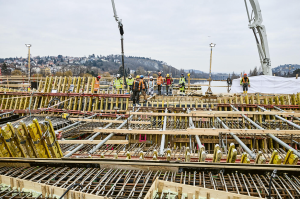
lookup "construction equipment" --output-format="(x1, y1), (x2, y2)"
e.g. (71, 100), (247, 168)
(226, 143), (237, 163)
(269, 150), (282, 164)
(139, 151), (144, 160)
(111, 0), (126, 87)
(62, 113), (70, 119)
(283, 149), (298, 165)
(213, 144), (222, 163)
(198, 145), (206, 162)
(240, 152), (250, 164)
(244, 0), (272, 75)
(166, 148), (171, 161)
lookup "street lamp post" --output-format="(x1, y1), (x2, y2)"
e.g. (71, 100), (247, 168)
(206, 43), (216, 95)
(25, 44), (32, 84)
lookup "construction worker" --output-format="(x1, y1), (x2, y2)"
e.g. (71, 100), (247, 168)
(164, 74), (173, 96)
(139, 75), (148, 102)
(179, 73), (186, 96)
(240, 73), (250, 94)
(126, 75), (134, 91)
(132, 75), (141, 105)
(113, 74), (123, 92)
(148, 76), (155, 96)
(157, 72), (163, 95)
(94, 75), (101, 93)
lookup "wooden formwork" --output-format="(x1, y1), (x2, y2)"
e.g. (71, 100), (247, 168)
(145, 178), (260, 199)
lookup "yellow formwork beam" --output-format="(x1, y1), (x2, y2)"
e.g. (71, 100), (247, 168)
(283, 149), (298, 165)
(269, 150), (282, 165)
(27, 118), (51, 158)
(226, 143), (237, 163)
(15, 122), (39, 158)
(0, 123), (26, 157)
(41, 118), (63, 158)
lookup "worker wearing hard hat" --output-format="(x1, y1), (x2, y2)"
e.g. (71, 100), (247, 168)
(94, 75), (101, 93)
(113, 74), (123, 91)
(126, 75), (134, 92)
(240, 73), (250, 94)
(148, 76), (155, 96)
(139, 75), (148, 103)
(164, 74), (173, 96)
(132, 75), (141, 105)
(157, 72), (163, 95)
(179, 73), (186, 96)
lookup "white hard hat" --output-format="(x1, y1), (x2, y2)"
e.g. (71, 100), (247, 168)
(129, 75), (132, 78)
(117, 74), (120, 78)
(150, 76), (153, 79)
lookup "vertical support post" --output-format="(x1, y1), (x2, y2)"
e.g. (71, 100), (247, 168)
(28, 46), (31, 84)
(159, 108), (168, 156)
(206, 45), (214, 95)
(188, 75), (190, 91)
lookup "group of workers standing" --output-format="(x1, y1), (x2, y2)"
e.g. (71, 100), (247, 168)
(95, 72), (251, 97)
(108, 72), (187, 105)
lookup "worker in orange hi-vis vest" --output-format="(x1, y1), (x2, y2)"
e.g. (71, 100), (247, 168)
(94, 75), (101, 93)
(240, 73), (250, 94)
(139, 75), (148, 103)
(156, 72), (163, 95)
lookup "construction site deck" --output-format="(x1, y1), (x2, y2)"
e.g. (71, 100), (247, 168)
(0, 75), (300, 199)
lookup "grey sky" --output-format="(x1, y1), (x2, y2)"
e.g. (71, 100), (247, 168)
(0, 0), (299, 73)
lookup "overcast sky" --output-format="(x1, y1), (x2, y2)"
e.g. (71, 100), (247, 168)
(0, 0), (299, 73)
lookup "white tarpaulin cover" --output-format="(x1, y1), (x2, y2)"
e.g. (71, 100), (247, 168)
(230, 75), (300, 94)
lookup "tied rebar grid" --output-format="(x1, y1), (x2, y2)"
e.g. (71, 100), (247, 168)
(60, 142), (300, 164)
(0, 166), (300, 198)
(0, 184), (55, 199)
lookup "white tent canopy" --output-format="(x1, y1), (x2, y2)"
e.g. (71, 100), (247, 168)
(230, 75), (300, 94)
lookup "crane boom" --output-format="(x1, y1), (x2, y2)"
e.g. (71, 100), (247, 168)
(245, 0), (272, 75)
(111, 0), (126, 85)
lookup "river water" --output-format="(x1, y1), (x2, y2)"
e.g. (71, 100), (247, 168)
(195, 80), (230, 94)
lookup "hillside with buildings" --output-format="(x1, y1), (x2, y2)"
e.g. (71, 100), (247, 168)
(0, 54), (246, 80)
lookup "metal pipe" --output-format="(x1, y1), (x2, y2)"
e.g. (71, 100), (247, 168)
(88, 108), (140, 154)
(56, 114), (97, 134)
(232, 105), (300, 158)
(273, 105), (300, 122)
(231, 105), (264, 130)
(0, 110), (14, 117)
(216, 117), (256, 159)
(64, 115), (122, 157)
(267, 133), (300, 158)
(159, 108), (168, 156)
(230, 133), (256, 159)
(292, 140), (300, 147)
(258, 106), (300, 130)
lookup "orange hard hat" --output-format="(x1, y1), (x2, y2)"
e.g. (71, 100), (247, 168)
(244, 73), (247, 76)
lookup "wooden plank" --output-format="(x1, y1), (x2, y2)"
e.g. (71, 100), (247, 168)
(69, 118), (151, 124)
(0, 175), (104, 199)
(130, 112), (191, 117)
(157, 180), (259, 199)
(94, 128), (300, 135)
(58, 140), (128, 144)
(1, 158), (299, 172)
(129, 111), (300, 117)
(0, 84), (30, 87)
(193, 110), (300, 117)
